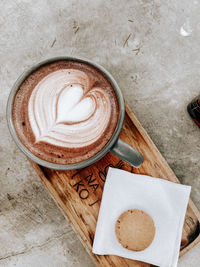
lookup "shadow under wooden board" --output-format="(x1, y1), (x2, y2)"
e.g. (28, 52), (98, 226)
(30, 103), (200, 267)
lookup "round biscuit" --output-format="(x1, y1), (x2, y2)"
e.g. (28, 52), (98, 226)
(115, 209), (155, 251)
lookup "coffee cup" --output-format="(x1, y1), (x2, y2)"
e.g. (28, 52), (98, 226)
(7, 56), (144, 170)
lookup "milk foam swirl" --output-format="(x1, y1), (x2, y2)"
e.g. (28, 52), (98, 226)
(28, 69), (112, 148)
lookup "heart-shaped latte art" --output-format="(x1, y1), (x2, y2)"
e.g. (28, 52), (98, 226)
(28, 69), (112, 148)
(56, 85), (95, 124)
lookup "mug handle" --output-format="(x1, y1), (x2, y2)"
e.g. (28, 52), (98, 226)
(110, 138), (144, 168)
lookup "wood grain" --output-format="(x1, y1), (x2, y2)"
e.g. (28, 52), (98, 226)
(30, 103), (200, 266)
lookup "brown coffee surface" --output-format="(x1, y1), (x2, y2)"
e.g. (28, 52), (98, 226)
(12, 60), (119, 165)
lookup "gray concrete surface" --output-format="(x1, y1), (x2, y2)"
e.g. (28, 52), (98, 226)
(0, 0), (200, 266)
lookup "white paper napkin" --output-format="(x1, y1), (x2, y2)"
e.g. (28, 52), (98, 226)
(92, 168), (191, 267)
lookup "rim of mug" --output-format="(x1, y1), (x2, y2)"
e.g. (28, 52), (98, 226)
(6, 56), (125, 170)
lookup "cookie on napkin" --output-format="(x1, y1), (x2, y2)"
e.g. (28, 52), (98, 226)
(92, 167), (191, 267)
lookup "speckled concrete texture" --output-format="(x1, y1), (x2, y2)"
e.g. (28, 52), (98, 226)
(0, 0), (200, 266)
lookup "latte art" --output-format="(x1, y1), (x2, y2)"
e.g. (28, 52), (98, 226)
(12, 60), (119, 164)
(28, 69), (112, 148)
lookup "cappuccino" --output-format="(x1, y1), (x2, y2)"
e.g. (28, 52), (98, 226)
(12, 60), (119, 164)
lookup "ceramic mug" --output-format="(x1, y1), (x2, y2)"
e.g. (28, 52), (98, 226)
(7, 56), (144, 170)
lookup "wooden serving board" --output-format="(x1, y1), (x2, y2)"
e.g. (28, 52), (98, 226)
(30, 104), (200, 267)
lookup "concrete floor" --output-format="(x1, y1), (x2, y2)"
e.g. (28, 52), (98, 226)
(0, 0), (200, 266)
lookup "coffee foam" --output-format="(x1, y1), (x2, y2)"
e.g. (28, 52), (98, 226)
(28, 69), (111, 148)
(12, 60), (119, 165)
